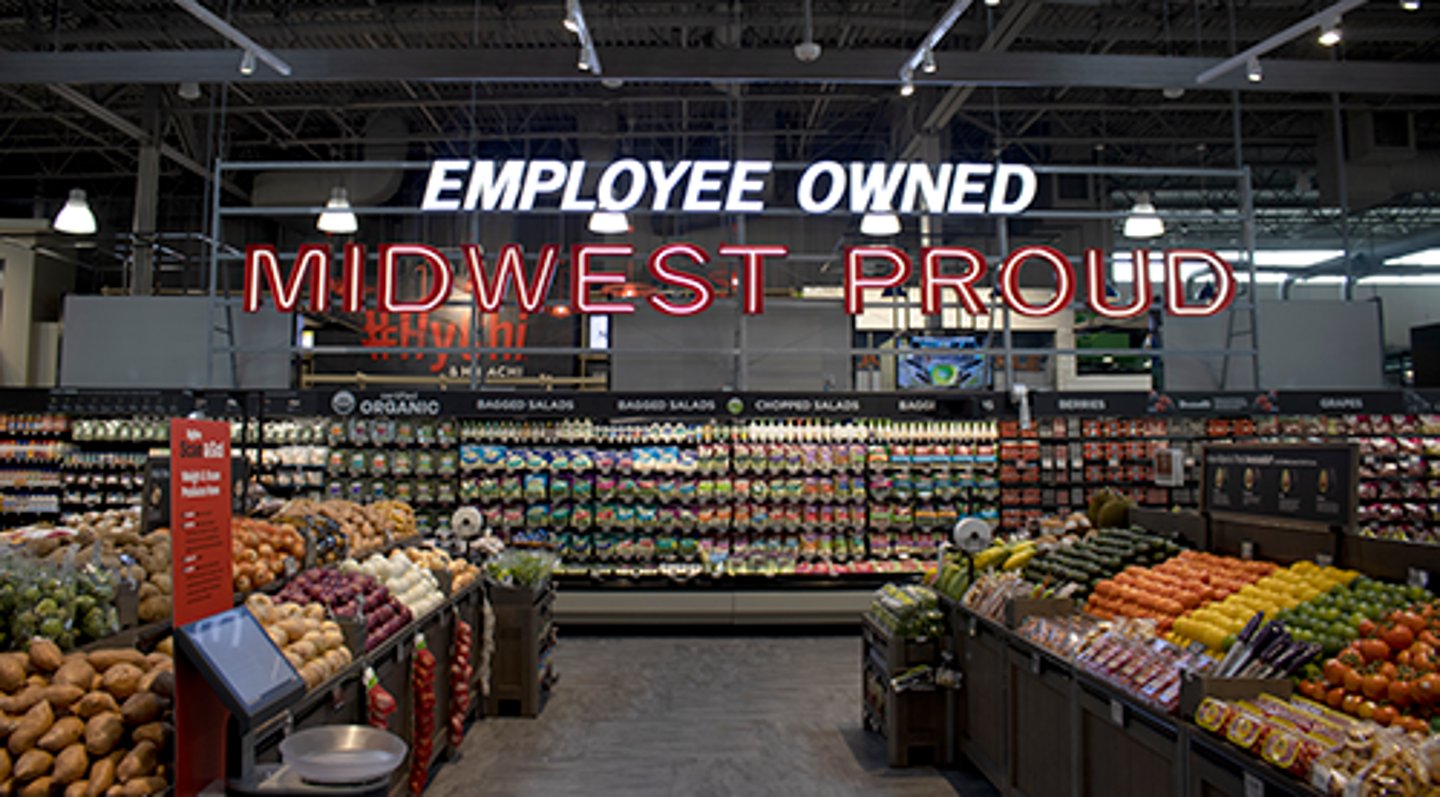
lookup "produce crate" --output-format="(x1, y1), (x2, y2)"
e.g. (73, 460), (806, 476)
(486, 580), (555, 718)
(861, 615), (947, 767)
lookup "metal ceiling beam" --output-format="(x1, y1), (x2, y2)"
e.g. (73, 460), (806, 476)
(2, 48), (1437, 94)
(46, 85), (245, 197)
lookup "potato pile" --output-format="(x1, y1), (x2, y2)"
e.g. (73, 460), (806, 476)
(243, 595), (352, 690)
(0, 638), (173, 796)
(47, 510), (172, 625)
(274, 499), (417, 557)
(231, 518), (305, 595)
(402, 546), (479, 591)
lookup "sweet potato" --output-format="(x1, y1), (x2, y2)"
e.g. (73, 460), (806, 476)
(0, 688), (44, 716)
(18, 776), (52, 797)
(81, 652), (144, 675)
(131, 724), (169, 751)
(37, 686), (83, 712)
(26, 641), (62, 674)
(0, 712), (17, 741)
(71, 694), (118, 722)
(52, 744), (86, 785)
(18, 778), (51, 795)
(82, 714), (122, 757)
(140, 670), (171, 701)
(120, 777), (166, 796)
(0, 748), (10, 780)
(37, 718), (83, 753)
(0, 659), (25, 693)
(114, 742), (154, 783)
(8, 701), (53, 756)
(98, 667), (142, 702)
(83, 753), (121, 797)
(12, 748), (52, 781)
(52, 660), (96, 692)
(65, 780), (89, 797)
(118, 694), (158, 728)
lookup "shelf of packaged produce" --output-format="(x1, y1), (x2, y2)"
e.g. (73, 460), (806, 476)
(0, 482), (61, 491)
(1186, 724), (1323, 797)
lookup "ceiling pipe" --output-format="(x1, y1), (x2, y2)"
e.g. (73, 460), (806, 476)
(173, 0), (293, 77)
(1194, 0), (1366, 85)
(898, 0), (976, 85)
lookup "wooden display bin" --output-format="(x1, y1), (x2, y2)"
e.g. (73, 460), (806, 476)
(954, 610), (1009, 789)
(860, 615), (947, 767)
(487, 581), (556, 718)
(1178, 674), (1292, 719)
(1005, 643), (1074, 797)
(1075, 678), (1183, 797)
(1004, 596), (1076, 629)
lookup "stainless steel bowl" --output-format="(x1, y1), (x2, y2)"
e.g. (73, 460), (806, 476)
(279, 725), (408, 785)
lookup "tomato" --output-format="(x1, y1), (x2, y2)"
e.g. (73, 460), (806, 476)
(1363, 673), (1390, 701)
(1416, 674), (1440, 706)
(1374, 705), (1398, 726)
(1359, 699), (1378, 720)
(1360, 638), (1392, 663)
(1380, 662), (1399, 680)
(1359, 619), (1378, 638)
(1325, 659), (1349, 686)
(1399, 650), (1414, 668)
(1389, 679), (1414, 708)
(1326, 686), (1347, 709)
(1415, 642), (1436, 659)
(1344, 667), (1365, 693)
(1342, 694), (1364, 715)
(1419, 630), (1440, 647)
(1384, 624), (1416, 653)
(1398, 612), (1427, 633)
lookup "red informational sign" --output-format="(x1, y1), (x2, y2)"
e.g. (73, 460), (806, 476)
(170, 418), (234, 797)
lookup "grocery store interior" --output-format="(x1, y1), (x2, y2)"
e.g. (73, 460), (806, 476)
(2, 1), (1440, 795)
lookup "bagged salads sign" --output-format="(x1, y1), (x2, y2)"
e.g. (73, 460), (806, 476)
(243, 159), (1237, 320)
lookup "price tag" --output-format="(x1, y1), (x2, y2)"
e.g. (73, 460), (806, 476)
(1243, 771), (1264, 797)
(1315, 553), (1333, 567)
(968, 617), (978, 637)
(1109, 698), (1124, 727)
(1240, 540), (1255, 560)
(1410, 567), (1430, 589)
(1031, 652), (1042, 676)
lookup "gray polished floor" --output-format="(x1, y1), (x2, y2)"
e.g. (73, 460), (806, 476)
(428, 634), (997, 797)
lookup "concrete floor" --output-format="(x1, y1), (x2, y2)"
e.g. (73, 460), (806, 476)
(427, 634), (997, 797)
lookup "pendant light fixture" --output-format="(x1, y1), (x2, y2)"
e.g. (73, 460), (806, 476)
(1246, 56), (1263, 83)
(52, 189), (97, 235)
(316, 187), (358, 234)
(588, 211), (630, 235)
(860, 212), (902, 237)
(1317, 16), (1343, 47)
(1122, 192), (1165, 239)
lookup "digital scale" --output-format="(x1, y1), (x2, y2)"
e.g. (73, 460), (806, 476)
(178, 607), (405, 796)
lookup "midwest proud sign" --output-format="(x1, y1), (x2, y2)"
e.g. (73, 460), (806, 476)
(242, 159), (1236, 319)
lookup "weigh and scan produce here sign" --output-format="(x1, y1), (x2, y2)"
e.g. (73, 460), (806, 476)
(1203, 444), (1357, 529)
(168, 418), (234, 626)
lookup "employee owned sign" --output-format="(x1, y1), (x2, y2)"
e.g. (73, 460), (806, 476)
(243, 159), (1237, 320)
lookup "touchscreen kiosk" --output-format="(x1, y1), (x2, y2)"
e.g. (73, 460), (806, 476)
(176, 606), (306, 726)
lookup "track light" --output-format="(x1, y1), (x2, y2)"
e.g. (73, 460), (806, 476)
(578, 51), (592, 71)
(1402, 0), (1420, 10)
(588, 211), (629, 235)
(921, 49), (937, 74)
(985, 0), (1000, 6)
(860, 213), (901, 237)
(53, 189), (97, 235)
(177, 82), (201, 101)
(1246, 56), (1263, 83)
(1317, 17), (1342, 47)
(316, 187), (357, 234)
(899, 81), (915, 97)
(239, 49), (256, 75)
(1123, 192), (1165, 240)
